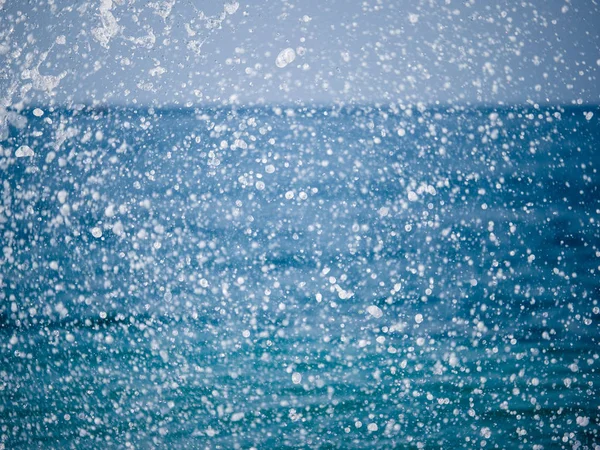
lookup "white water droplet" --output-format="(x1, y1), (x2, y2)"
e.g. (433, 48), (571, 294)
(276, 48), (296, 68)
(231, 412), (244, 422)
(366, 305), (383, 318)
(15, 145), (34, 158)
(576, 416), (590, 427)
(57, 190), (68, 204)
(224, 2), (239, 15)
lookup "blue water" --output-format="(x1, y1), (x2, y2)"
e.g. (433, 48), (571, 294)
(1, 105), (599, 448)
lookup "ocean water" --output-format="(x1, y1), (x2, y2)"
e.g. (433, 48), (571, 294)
(0, 105), (599, 449)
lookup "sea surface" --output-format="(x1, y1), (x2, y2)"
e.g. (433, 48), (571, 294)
(1, 104), (599, 449)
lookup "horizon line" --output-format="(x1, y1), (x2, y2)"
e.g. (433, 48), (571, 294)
(11, 100), (600, 112)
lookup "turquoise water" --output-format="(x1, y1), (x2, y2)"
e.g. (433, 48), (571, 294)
(1, 105), (599, 448)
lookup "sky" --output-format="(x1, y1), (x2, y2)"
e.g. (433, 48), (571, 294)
(1, 0), (599, 107)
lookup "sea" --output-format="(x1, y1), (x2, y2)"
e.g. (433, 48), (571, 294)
(0, 104), (599, 448)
